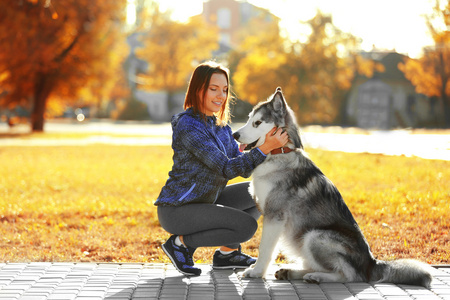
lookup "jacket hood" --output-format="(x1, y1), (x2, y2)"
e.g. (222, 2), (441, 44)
(171, 110), (189, 129)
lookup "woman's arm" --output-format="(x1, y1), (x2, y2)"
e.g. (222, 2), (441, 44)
(178, 124), (288, 179)
(177, 124), (257, 179)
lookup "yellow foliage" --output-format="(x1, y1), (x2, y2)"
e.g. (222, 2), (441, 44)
(234, 52), (287, 104)
(136, 10), (218, 93)
(399, 57), (443, 98)
(399, 0), (450, 124)
(355, 55), (385, 78)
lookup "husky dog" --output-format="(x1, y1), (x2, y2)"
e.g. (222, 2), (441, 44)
(233, 87), (432, 287)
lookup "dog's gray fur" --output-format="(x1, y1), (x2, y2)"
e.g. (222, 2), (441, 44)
(233, 87), (432, 287)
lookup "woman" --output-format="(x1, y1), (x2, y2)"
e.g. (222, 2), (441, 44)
(154, 61), (288, 276)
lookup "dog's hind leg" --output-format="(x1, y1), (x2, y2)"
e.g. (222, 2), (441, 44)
(300, 230), (360, 283)
(242, 218), (284, 278)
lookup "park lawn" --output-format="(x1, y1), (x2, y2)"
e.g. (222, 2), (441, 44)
(0, 132), (166, 140)
(0, 145), (448, 265)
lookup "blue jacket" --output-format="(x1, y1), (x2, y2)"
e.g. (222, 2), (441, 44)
(154, 108), (266, 206)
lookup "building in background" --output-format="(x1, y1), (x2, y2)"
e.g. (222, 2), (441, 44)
(202, 0), (277, 56)
(345, 51), (444, 129)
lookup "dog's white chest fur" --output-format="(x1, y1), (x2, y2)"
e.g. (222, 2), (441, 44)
(250, 159), (280, 212)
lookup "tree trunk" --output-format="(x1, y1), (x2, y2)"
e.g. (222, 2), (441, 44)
(31, 73), (54, 132)
(31, 98), (47, 132)
(29, 27), (81, 131)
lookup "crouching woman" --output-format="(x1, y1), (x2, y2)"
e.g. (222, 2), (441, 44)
(154, 61), (288, 275)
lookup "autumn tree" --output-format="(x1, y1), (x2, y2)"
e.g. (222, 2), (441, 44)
(135, 4), (218, 108)
(0, 0), (128, 131)
(232, 16), (288, 104)
(233, 11), (374, 124)
(399, 0), (450, 127)
(285, 12), (358, 123)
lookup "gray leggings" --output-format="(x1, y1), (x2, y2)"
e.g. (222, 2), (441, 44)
(157, 182), (260, 249)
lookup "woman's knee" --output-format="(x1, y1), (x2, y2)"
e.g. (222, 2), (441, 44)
(157, 206), (180, 234)
(215, 182), (253, 209)
(237, 216), (258, 242)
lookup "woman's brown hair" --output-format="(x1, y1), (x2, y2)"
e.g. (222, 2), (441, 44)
(184, 61), (232, 126)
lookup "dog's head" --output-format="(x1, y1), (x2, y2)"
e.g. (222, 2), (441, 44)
(233, 87), (302, 152)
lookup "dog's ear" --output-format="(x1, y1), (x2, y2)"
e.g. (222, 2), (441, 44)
(272, 87), (286, 112)
(274, 87), (303, 149)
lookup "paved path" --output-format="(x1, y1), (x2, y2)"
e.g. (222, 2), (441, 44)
(0, 263), (449, 300)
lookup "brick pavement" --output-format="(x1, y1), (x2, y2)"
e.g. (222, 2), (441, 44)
(0, 263), (449, 299)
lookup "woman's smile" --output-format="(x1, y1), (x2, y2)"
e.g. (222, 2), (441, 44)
(202, 73), (228, 116)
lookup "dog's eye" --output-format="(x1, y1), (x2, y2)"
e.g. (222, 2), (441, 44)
(254, 121), (262, 127)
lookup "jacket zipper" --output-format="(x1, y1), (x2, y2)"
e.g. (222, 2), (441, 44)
(206, 122), (228, 155)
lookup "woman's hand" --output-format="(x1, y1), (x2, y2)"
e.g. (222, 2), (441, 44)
(258, 127), (289, 155)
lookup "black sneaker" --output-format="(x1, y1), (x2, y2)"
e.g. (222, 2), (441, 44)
(212, 246), (256, 269)
(162, 235), (201, 276)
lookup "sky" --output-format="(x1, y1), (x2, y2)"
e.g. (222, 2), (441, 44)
(151, 0), (437, 58)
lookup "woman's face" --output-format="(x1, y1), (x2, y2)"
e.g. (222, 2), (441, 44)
(201, 73), (228, 116)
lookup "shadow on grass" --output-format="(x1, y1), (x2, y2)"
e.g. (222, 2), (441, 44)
(0, 133), (32, 138)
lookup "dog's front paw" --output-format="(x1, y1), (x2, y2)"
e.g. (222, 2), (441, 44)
(303, 273), (320, 284)
(242, 266), (263, 278)
(275, 268), (290, 280)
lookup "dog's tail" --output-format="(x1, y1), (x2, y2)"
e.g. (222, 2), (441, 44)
(371, 259), (432, 288)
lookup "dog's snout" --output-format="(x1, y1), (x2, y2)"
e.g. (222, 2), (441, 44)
(232, 132), (240, 140)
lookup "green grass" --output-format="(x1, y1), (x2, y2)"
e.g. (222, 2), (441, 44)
(0, 145), (448, 264)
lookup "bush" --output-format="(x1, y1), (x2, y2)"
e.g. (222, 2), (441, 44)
(116, 98), (150, 121)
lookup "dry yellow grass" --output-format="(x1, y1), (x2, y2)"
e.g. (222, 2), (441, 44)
(0, 145), (448, 265)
